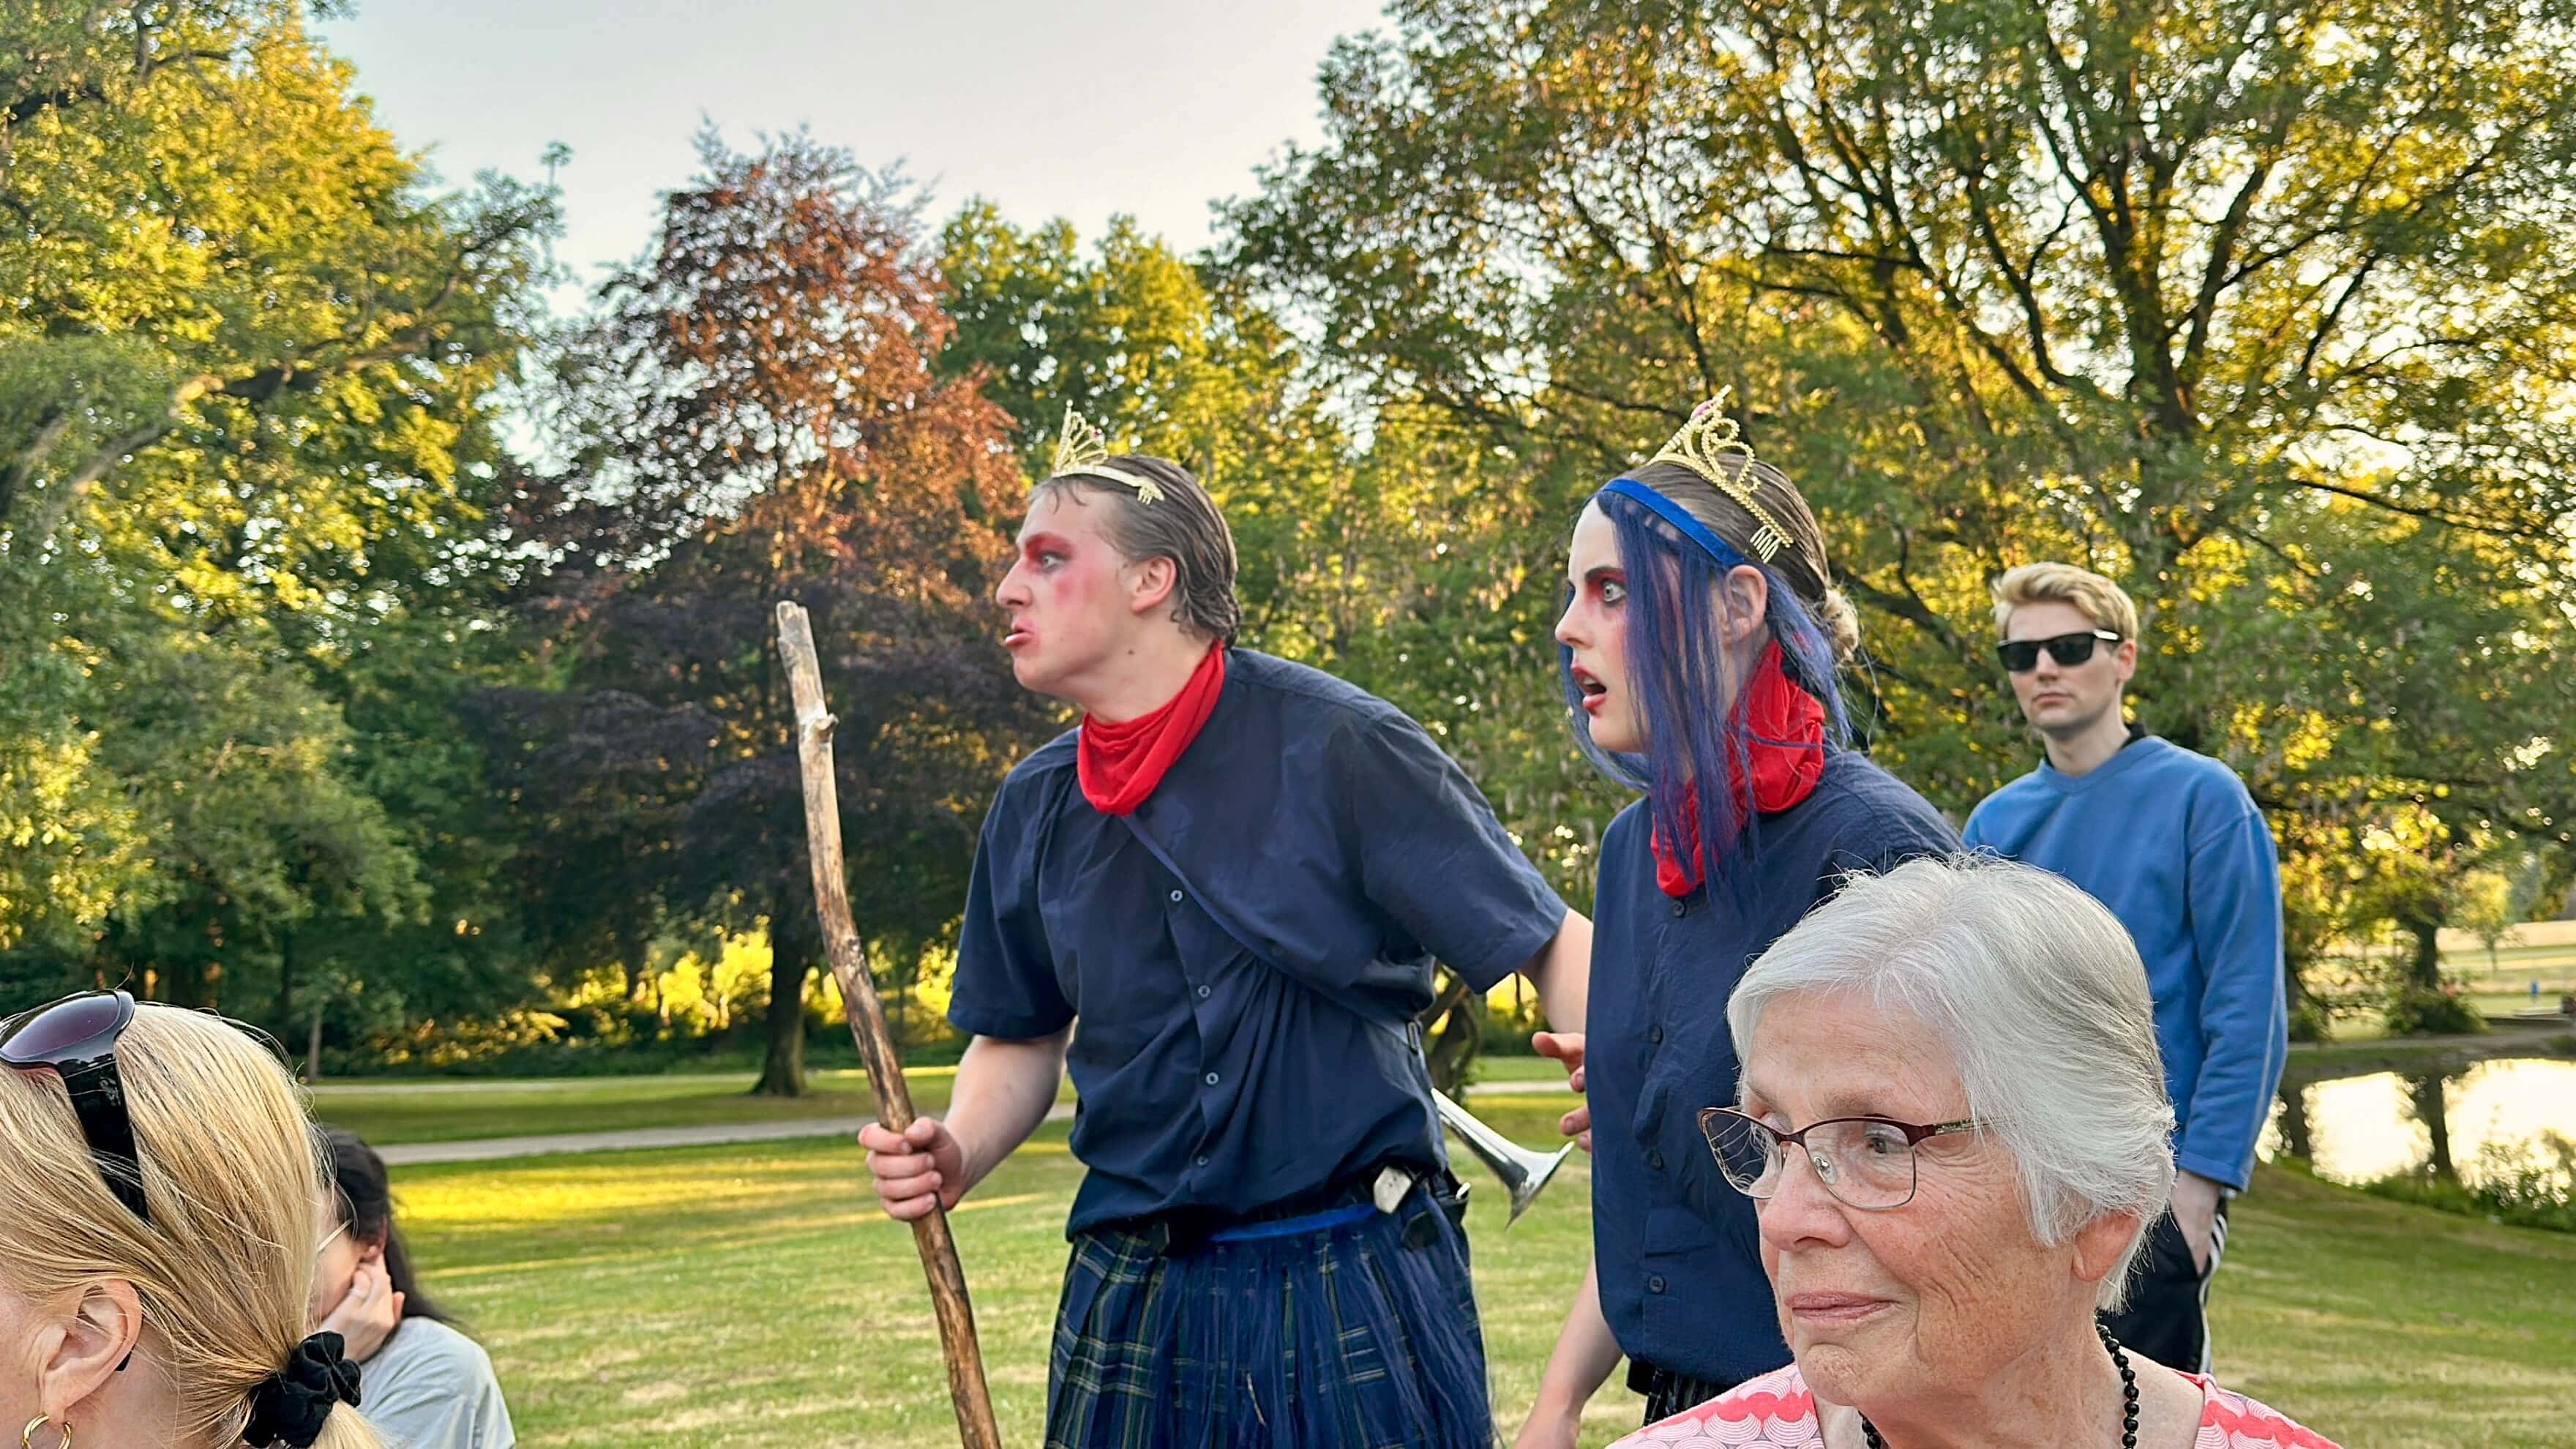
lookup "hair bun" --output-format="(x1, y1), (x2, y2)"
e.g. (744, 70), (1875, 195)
(1816, 586), (1862, 662)
(243, 1331), (362, 1448)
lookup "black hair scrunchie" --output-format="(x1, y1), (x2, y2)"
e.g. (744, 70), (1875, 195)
(244, 1330), (363, 1448)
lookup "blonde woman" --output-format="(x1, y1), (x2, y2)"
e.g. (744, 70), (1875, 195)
(1, 990), (379, 1449)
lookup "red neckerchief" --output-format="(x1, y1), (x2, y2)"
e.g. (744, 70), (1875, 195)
(1650, 641), (1828, 897)
(1077, 643), (1228, 817)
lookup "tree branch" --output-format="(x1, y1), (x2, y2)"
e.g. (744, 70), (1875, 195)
(2284, 473), (2550, 541)
(0, 406), (74, 523)
(25, 381), (210, 542)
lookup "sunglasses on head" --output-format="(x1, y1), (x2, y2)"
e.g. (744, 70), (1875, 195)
(1995, 629), (2122, 673)
(0, 989), (153, 1224)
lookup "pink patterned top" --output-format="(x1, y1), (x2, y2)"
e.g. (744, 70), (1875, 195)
(1608, 1363), (2343, 1448)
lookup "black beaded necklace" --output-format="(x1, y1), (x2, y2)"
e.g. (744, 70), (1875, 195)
(1860, 1325), (2140, 1449)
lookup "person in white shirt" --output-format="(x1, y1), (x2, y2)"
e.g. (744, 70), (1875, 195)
(311, 1128), (515, 1449)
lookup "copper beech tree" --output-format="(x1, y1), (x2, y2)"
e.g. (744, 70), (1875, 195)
(490, 130), (1043, 1095)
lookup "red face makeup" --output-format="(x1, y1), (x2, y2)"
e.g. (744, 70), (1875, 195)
(1555, 503), (1641, 752)
(994, 491), (1128, 700)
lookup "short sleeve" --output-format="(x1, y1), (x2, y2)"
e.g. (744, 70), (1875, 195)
(947, 787), (1074, 1041)
(362, 1325), (514, 1449)
(1330, 710), (1568, 991)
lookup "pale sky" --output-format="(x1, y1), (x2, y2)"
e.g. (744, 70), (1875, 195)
(315, 0), (1393, 307)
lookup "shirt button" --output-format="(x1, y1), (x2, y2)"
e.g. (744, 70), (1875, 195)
(1671, 901), (1686, 917)
(1648, 1275), (1668, 1294)
(1204, 1071), (1221, 1087)
(1647, 1025), (1664, 1045)
(1195, 1155), (1210, 1167)
(1169, 889), (1185, 904)
(1648, 1150), (1666, 1172)
(1195, 984), (1212, 999)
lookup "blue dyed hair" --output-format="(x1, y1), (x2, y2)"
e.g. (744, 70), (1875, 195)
(1561, 458), (1854, 899)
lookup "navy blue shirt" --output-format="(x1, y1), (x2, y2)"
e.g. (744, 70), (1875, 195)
(950, 650), (1569, 1235)
(1588, 752), (1958, 1384)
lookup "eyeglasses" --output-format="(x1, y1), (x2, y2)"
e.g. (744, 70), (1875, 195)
(1994, 629), (2122, 673)
(1699, 1106), (1981, 1211)
(0, 989), (152, 1223)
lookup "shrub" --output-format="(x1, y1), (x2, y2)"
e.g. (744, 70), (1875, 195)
(2384, 986), (2485, 1036)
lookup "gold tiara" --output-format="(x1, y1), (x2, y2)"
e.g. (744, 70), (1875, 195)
(1049, 404), (1166, 504)
(1647, 389), (1790, 564)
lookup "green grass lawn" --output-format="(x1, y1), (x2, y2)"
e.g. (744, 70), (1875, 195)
(312, 1061), (1583, 1146)
(383, 1089), (2575, 1448)
(310, 1069), (956, 1145)
(2450, 940), (2576, 977)
(1472, 1054), (1578, 1084)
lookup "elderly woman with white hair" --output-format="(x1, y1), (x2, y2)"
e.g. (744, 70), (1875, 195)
(1613, 855), (2337, 1449)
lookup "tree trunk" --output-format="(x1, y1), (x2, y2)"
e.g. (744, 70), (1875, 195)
(622, 937), (651, 1004)
(307, 1003), (325, 1085)
(1418, 970), (1480, 1096)
(2407, 1070), (2456, 1183)
(274, 929), (296, 1044)
(754, 939), (809, 1098)
(2275, 1079), (2313, 1162)
(2405, 916), (2444, 993)
(168, 956), (220, 1011)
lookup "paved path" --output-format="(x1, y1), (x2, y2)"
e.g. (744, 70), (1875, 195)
(375, 1079), (1570, 1166)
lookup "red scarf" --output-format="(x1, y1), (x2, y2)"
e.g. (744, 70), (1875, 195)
(1077, 643), (1229, 817)
(1650, 642), (1829, 897)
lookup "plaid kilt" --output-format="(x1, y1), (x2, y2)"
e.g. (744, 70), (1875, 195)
(1046, 1180), (1491, 1449)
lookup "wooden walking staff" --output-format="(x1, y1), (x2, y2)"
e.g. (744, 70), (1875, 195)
(774, 601), (1004, 1449)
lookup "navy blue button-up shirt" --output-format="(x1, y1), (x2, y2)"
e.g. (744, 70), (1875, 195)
(1588, 752), (1958, 1384)
(951, 650), (1568, 1235)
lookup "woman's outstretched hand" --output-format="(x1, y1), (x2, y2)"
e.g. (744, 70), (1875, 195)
(1532, 1030), (1590, 1153)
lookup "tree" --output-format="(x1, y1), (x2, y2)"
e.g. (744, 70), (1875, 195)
(511, 130), (1040, 1096)
(0, 1), (557, 1013)
(1221, 0), (2576, 1022)
(2454, 869), (2517, 974)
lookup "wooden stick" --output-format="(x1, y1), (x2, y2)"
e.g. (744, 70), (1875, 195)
(774, 602), (1004, 1449)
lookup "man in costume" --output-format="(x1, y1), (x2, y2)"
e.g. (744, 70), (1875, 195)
(1964, 562), (2286, 1372)
(861, 408), (1592, 1448)
(1517, 397), (1958, 1443)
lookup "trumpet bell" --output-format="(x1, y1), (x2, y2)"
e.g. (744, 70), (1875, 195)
(1433, 1090), (1576, 1227)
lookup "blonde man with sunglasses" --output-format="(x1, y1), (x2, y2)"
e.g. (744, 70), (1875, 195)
(1962, 564), (2286, 1374)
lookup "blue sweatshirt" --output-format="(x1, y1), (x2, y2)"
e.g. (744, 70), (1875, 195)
(1963, 735), (2287, 1190)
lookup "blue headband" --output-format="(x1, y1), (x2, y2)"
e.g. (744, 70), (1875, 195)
(1599, 478), (1749, 569)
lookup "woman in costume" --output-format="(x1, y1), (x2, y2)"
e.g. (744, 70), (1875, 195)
(863, 406), (1593, 1448)
(1518, 395), (1959, 1442)
(1609, 855), (2340, 1448)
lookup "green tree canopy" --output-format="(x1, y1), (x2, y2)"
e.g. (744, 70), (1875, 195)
(0, 0), (555, 1019)
(1221, 0), (2576, 1007)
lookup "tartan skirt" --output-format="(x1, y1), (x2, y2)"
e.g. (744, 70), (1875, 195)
(1046, 1179), (1492, 1449)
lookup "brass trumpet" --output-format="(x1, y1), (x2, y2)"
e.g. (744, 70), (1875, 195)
(1434, 1090), (1575, 1226)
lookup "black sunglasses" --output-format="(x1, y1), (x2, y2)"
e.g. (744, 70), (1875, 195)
(1995, 629), (2122, 673)
(0, 989), (153, 1223)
